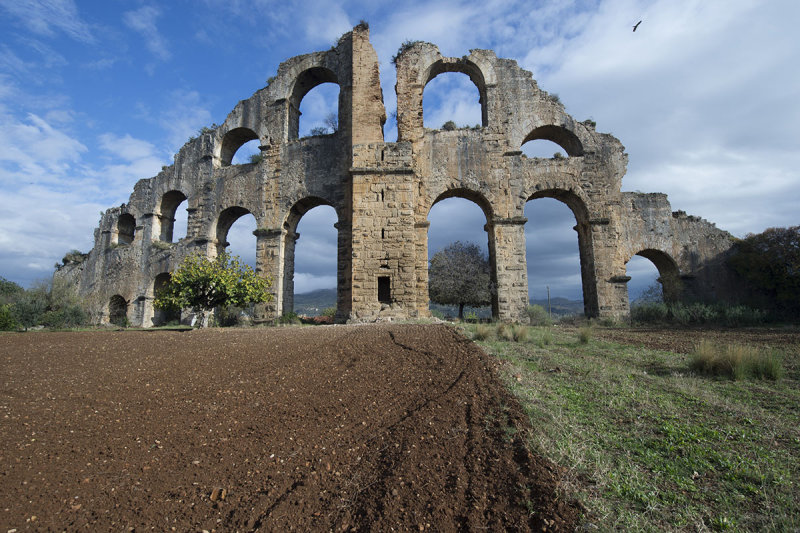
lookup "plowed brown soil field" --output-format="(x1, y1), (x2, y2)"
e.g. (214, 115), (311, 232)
(0, 324), (578, 532)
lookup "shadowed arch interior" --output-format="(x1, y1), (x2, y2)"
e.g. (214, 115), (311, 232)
(117, 213), (135, 245)
(215, 206), (252, 253)
(220, 127), (259, 166)
(152, 272), (180, 325)
(158, 190), (187, 242)
(109, 294), (128, 326)
(632, 249), (682, 302)
(430, 188), (493, 221)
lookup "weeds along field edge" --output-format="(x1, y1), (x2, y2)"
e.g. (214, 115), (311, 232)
(461, 323), (800, 532)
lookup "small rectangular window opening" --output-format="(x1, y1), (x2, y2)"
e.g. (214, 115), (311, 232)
(378, 276), (391, 303)
(381, 228), (385, 239)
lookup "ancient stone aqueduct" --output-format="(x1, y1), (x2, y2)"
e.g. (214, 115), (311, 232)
(56, 25), (737, 326)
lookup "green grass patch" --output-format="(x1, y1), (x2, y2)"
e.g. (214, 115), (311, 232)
(462, 323), (800, 531)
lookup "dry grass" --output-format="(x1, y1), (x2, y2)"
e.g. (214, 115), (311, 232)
(690, 339), (784, 380)
(577, 325), (592, 344)
(511, 324), (529, 342)
(473, 323), (492, 341)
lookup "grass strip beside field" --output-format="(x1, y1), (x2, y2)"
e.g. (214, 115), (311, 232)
(464, 324), (800, 532)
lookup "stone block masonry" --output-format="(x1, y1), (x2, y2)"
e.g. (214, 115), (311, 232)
(55, 25), (739, 326)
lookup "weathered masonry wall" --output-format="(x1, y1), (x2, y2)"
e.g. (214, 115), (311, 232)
(56, 25), (738, 326)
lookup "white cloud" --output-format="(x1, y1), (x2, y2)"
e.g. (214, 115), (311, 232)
(294, 273), (337, 294)
(158, 89), (213, 152)
(0, 0), (94, 43)
(123, 5), (171, 61)
(0, 112), (86, 183)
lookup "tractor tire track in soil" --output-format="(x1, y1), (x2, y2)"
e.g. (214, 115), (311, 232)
(0, 324), (577, 531)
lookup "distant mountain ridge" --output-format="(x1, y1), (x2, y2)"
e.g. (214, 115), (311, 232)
(292, 288), (583, 318)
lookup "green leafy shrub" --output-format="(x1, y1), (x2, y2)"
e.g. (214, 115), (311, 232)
(728, 226), (800, 317)
(322, 307), (336, 319)
(40, 305), (87, 329)
(0, 304), (18, 331)
(527, 304), (551, 326)
(690, 340), (783, 381)
(441, 120), (457, 131)
(632, 301), (766, 327)
(154, 251), (271, 327)
(278, 311), (302, 325)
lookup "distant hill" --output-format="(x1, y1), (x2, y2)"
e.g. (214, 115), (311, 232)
(529, 297), (584, 317)
(293, 288), (336, 316)
(292, 288), (584, 319)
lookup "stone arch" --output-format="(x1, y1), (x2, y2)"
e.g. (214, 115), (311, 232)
(430, 187), (494, 220)
(628, 248), (682, 303)
(109, 294), (128, 326)
(151, 272), (180, 326)
(522, 125), (584, 157)
(219, 127), (259, 166)
(117, 213), (136, 245)
(278, 196), (339, 315)
(215, 206), (254, 255)
(427, 189), (498, 318)
(157, 190), (188, 242)
(526, 188), (598, 317)
(423, 59), (489, 128)
(288, 67), (339, 140)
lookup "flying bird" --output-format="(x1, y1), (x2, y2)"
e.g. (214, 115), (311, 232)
(633, 20), (642, 32)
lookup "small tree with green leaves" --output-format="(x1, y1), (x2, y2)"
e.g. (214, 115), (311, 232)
(429, 241), (493, 320)
(154, 251), (272, 327)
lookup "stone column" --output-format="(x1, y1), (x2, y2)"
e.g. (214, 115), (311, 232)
(334, 220), (353, 321)
(281, 230), (299, 315)
(586, 219), (629, 319)
(414, 220), (431, 317)
(253, 227), (283, 322)
(488, 217), (529, 322)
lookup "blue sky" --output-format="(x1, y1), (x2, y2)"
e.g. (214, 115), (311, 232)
(1, 0), (798, 301)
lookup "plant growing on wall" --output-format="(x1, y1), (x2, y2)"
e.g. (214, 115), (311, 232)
(154, 251), (272, 327)
(429, 241), (493, 320)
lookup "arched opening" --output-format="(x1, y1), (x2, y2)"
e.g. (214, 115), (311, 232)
(628, 249), (682, 304)
(158, 190), (188, 242)
(521, 139), (568, 159)
(117, 213), (135, 245)
(423, 71), (484, 130)
(427, 192), (495, 320)
(216, 207), (257, 269)
(152, 272), (180, 326)
(109, 295), (128, 326)
(525, 190), (596, 318)
(280, 199), (338, 316)
(220, 127), (259, 166)
(522, 125), (583, 157)
(289, 67), (339, 140)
